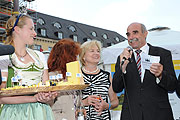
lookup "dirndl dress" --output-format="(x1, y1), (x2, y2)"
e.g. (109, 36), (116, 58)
(0, 48), (55, 120)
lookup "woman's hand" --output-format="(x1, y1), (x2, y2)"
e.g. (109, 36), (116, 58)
(93, 96), (109, 115)
(85, 95), (100, 106)
(34, 91), (58, 104)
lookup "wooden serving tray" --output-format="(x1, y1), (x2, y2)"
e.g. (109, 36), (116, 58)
(0, 84), (89, 96)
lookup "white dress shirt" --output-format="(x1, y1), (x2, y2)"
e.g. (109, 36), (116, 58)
(133, 43), (149, 82)
(133, 43), (160, 83)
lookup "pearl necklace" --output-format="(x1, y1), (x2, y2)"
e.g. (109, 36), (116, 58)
(16, 51), (28, 62)
(82, 67), (99, 74)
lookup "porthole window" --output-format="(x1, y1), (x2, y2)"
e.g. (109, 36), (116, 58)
(53, 22), (62, 29)
(102, 33), (108, 39)
(91, 31), (97, 37)
(115, 37), (120, 42)
(37, 18), (45, 25)
(67, 25), (76, 32)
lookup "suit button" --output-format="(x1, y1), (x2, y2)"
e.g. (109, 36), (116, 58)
(140, 88), (144, 91)
(139, 103), (143, 107)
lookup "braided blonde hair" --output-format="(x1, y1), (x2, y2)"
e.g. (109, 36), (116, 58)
(5, 14), (32, 45)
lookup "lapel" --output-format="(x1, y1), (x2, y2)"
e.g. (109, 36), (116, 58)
(127, 52), (142, 83)
(143, 43), (158, 85)
(127, 43), (159, 85)
(148, 43), (158, 56)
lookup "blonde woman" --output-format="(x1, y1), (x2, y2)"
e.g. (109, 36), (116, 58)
(0, 14), (57, 120)
(80, 40), (119, 120)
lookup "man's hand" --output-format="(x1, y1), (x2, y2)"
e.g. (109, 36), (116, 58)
(150, 63), (163, 79)
(120, 48), (132, 72)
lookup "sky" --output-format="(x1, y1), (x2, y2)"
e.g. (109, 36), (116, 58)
(29, 0), (180, 37)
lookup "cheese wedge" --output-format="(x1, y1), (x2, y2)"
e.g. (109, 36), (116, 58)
(66, 61), (81, 84)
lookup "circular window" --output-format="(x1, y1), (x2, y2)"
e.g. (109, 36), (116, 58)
(53, 22), (62, 29)
(115, 37), (120, 42)
(91, 31), (97, 37)
(102, 33), (108, 39)
(37, 18), (45, 25)
(67, 25), (76, 32)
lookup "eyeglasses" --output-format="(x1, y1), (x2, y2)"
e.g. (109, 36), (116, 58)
(11, 14), (23, 31)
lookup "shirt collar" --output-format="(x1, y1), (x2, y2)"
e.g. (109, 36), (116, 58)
(133, 43), (149, 54)
(141, 43), (149, 54)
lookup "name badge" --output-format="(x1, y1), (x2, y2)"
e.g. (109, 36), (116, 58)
(2, 77), (7, 82)
(11, 77), (18, 82)
(76, 73), (81, 77)
(16, 75), (22, 80)
(57, 74), (63, 79)
(66, 72), (72, 76)
(49, 75), (57, 80)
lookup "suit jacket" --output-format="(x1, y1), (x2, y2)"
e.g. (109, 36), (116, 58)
(112, 43), (177, 120)
(0, 69), (1, 85)
(176, 75), (180, 96)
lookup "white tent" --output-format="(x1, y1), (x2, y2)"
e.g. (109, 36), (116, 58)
(102, 29), (180, 64)
(102, 29), (180, 120)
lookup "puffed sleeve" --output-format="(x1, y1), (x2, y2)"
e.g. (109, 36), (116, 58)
(34, 51), (48, 70)
(0, 55), (11, 72)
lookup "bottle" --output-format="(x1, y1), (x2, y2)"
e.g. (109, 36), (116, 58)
(77, 106), (85, 120)
(76, 91), (86, 120)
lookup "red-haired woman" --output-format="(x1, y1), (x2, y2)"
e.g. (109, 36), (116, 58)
(48, 38), (81, 119)
(48, 38), (81, 79)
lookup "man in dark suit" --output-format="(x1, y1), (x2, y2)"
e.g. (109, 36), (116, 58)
(0, 70), (1, 85)
(176, 75), (180, 97)
(112, 22), (177, 120)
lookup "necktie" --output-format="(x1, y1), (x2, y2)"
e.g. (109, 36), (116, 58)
(135, 50), (142, 77)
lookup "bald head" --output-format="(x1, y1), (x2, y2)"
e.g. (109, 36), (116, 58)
(128, 22), (147, 34)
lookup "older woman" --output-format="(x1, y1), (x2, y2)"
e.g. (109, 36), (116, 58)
(80, 40), (119, 120)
